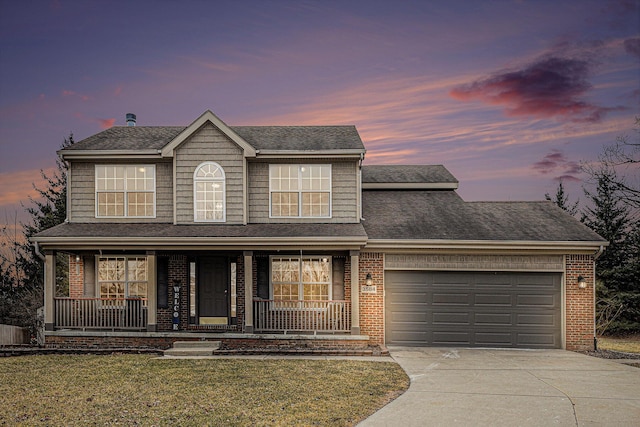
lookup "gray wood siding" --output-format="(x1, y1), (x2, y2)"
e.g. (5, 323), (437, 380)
(175, 123), (244, 224)
(69, 160), (173, 223)
(248, 160), (359, 223)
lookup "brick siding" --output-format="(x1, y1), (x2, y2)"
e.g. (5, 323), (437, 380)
(565, 254), (595, 351)
(358, 252), (384, 345)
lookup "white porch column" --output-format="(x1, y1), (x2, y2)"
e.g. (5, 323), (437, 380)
(244, 251), (254, 333)
(146, 252), (157, 332)
(350, 250), (360, 335)
(44, 252), (55, 331)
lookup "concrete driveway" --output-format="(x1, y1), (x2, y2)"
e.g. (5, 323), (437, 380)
(359, 348), (640, 426)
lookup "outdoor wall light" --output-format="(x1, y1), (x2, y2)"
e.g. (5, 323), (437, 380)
(75, 255), (81, 263)
(365, 273), (373, 286)
(578, 275), (587, 289)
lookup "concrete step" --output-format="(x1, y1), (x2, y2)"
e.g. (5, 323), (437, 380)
(171, 341), (221, 349)
(163, 341), (221, 357)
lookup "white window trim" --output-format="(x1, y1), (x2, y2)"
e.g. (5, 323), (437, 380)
(95, 255), (149, 306)
(269, 255), (333, 305)
(269, 164), (332, 219)
(95, 165), (156, 218)
(193, 161), (226, 223)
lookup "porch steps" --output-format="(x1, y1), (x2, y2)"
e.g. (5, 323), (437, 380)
(163, 341), (221, 357)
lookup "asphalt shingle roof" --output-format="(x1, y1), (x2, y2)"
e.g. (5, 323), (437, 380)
(362, 165), (458, 184)
(34, 222), (367, 240)
(361, 190), (606, 242)
(64, 125), (365, 152)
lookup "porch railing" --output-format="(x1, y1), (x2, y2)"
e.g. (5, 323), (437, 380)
(54, 298), (148, 330)
(254, 299), (351, 333)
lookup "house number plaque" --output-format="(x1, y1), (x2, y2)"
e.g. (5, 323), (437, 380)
(361, 285), (377, 294)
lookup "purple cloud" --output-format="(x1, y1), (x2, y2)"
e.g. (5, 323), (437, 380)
(532, 149), (581, 181)
(450, 56), (623, 123)
(624, 38), (640, 59)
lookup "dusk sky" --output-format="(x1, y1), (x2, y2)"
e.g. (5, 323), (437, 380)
(1, 0), (638, 226)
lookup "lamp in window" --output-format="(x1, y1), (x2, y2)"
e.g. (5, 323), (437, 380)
(365, 273), (373, 286)
(578, 275), (587, 289)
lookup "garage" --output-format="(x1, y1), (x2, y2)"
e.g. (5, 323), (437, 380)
(385, 271), (562, 348)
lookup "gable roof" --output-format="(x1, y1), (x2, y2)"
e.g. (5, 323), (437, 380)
(60, 111), (365, 158)
(160, 110), (256, 158)
(362, 190), (606, 247)
(362, 165), (458, 189)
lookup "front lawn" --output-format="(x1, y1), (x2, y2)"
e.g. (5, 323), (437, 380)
(0, 355), (408, 426)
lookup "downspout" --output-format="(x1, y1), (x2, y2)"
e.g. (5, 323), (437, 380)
(593, 244), (605, 351)
(358, 153), (364, 221)
(34, 241), (46, 261)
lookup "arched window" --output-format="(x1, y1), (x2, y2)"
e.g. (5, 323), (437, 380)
(194, 162), (225, 222)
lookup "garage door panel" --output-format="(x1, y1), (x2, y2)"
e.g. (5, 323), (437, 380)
(386, 271), (561, 349)
(432, 293), (471, 305)
(474, 312), (513, 326)
(517, 313), (557, 326)
(432, 331), (471, 345)
(474, 332), (513, 346)
(517, 294), (555, 307)
(475, 293), (512, 306)
(433, 312), (471, 325)
(392, 311), (429, 324)
(517, 332), (559, 346)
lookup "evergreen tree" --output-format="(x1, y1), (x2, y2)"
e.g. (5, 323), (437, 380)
(582, 165), (640, 333)
(545, 180), (579, 216)
(0, 134), (73, 334)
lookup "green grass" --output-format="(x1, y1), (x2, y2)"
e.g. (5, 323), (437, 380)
(598, 334), (640, 354)
(0, 355), (408, 426)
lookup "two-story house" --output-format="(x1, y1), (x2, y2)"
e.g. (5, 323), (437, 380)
(33, 110), (607, 352)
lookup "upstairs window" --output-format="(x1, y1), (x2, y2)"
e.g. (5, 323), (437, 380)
(270, 165), (331, 218)
(194, 162), (225, 222)
(95, 165), (155, 218)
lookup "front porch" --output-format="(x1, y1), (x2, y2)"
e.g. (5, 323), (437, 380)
(52, 297), (351, 334)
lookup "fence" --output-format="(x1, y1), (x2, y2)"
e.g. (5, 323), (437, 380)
(254, 299), (351, 333)
(54, 298), (148, 330)
(0, 324), (29, 345)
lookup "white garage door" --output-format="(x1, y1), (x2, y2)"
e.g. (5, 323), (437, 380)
(385, 271), (562, 348)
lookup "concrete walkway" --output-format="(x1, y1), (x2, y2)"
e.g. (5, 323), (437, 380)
(359, 348), (640, 426)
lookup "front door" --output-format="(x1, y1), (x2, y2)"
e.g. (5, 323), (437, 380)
(198, 257), (229, 324)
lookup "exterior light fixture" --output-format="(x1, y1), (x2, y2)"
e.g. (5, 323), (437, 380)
(578, 275), (587, 289)
(75, 255), (81, 262)
(365, 273), (373, 286)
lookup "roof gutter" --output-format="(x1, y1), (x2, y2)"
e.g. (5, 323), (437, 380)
(365, 239), (609, 252)
(59, 150), (163, 160)
(255, 149), (365, 159)
(32, 235), (368, 251)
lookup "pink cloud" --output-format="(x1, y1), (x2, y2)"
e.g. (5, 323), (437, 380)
(98, 118), (116, 129)
(62, 90), (90, 101)
(450, 56), (624, 123)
